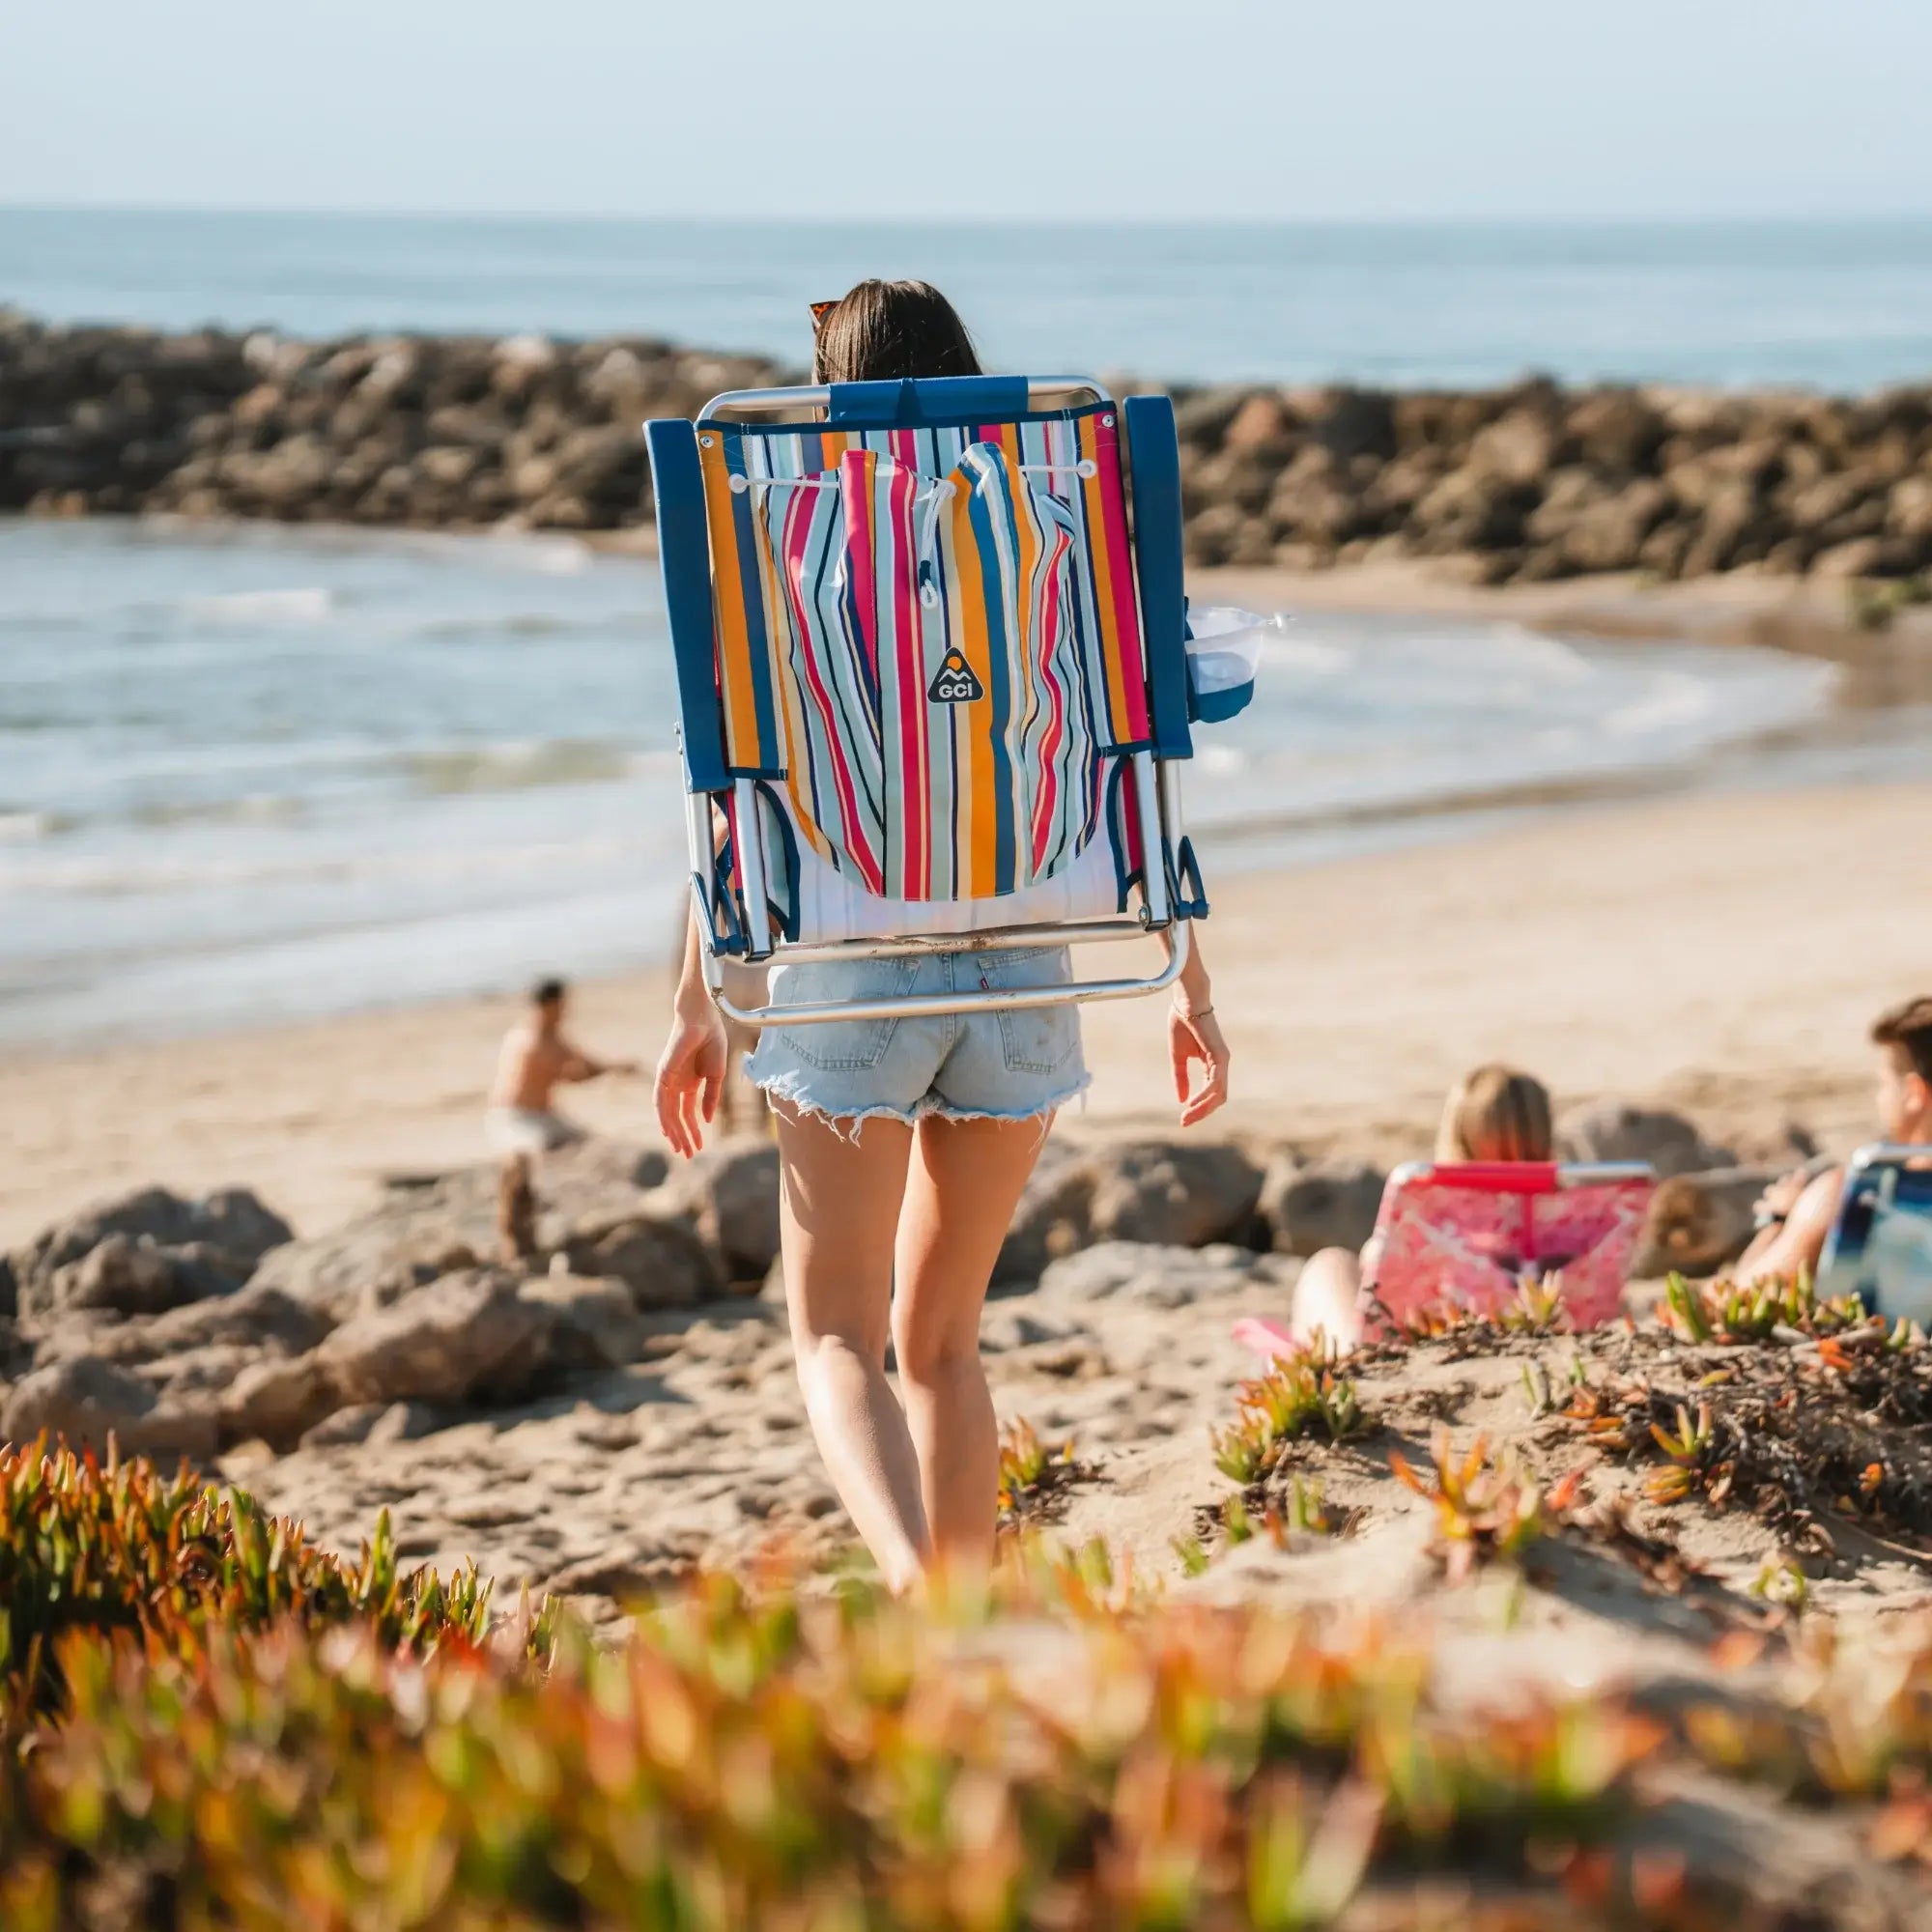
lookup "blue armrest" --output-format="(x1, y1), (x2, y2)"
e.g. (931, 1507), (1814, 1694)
(644, 417), (728, 794)
(1123, 394), (1192, 760)
(827, 375), (1031, 428)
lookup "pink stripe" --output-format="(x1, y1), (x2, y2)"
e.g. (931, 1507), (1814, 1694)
(1092, 420), (1151, 740)
(1029, 528), (1071, 874)
(885, 456), (928, 898)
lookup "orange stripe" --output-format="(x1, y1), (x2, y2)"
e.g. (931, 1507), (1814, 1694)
(950, 482), (995, 895)
(697, 435), (759, 767)
(1005, 448), (1040, 867)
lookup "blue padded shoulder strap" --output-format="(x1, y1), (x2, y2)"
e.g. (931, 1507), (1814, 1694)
(644, 416), (729, 794)
(826, 375), (1031, 428)
(1123, 394), (1192, 760)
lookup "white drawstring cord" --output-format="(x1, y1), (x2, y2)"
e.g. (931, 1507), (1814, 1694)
(914, 480), (956, 607)
(727, 472), (836, 495)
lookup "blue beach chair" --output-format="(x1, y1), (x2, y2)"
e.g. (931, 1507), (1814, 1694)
(1815, 1144), (1932, 1326)
(644, 375), (1249, 1027)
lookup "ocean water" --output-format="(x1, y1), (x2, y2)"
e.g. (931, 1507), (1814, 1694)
(0, 519), (1839, 1047)
(6, 207), (1932, 390)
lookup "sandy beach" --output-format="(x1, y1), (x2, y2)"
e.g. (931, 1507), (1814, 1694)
(4, 759), (1925, 1252)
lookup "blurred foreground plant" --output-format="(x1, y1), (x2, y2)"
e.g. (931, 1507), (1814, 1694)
(0, 1550), (1670, 1931)
(0, 1435), (547, 1727)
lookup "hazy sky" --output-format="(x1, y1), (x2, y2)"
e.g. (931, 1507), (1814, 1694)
(7, 0), (1928, 223)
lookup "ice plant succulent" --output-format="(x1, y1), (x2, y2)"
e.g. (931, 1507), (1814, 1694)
(0, 1548), (1668, 1929)
(1388, 1431), (1572, 1581)
(995, 1416), (1088, 1527)
(1660, 1269), (1867, 1346)
(1386, 1275), (1573, 1343)
(1211, 1350), (1365, 1485)
(0, 1435), (542, 1726)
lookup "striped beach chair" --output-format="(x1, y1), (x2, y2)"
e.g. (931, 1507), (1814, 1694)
(644, 375), (1226, 1027)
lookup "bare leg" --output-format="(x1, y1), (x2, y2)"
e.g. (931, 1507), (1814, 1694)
(1291, 1247), (1365, 1350)
(497, 1154), (536, 1266)
(774, 1106), (928, 1591)
(893, 1114), (1052, 1571)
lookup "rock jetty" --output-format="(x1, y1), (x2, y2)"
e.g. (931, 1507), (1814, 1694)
(4, 310), (1930, 583)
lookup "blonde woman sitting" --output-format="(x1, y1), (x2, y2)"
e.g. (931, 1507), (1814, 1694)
(1290, 1065), (1556, 1349)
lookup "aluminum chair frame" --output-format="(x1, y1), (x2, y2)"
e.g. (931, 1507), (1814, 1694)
(1383, 1161), (1657, 1191)
(647, 376), (1197, 1029)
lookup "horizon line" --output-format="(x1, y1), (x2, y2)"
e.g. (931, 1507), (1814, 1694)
(5, 200), (1932, 232)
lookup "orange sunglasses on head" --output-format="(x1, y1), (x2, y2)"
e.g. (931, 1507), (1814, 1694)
(810, 298), (838, 328)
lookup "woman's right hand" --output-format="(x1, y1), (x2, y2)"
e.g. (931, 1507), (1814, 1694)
(654, 1001), (729, 1157)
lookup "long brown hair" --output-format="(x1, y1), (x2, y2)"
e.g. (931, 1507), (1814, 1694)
(812, 279), (981, 384)
(1435, 1065), (1554, 1163)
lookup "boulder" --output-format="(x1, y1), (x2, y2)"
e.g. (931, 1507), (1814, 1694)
(1221, 394), (1293, 457)
(0, 1314), (30, 1382)
(220, 1268), (561, 1449)
(298, 1400), (444, 1451)
(253, 1140), (682, 1321)
(134, 1343), (270, 1407)
(218, 1354), (340, 1449)
(323, 1268), (556, 1412)
(38, 1233), (233, 1321)
(645, 1139), (781, 1286)
(1554, 1100), (1732, 1179)
(1083, 1141), (1264, 1249)
(517, 1271), (651, 1370)
(1313, 389), (1397, 464)
(122, 1281), (330, 1359)
(992, 1142), (1097, 1286)
(553, 1215), (720, 1311)
(1260, 1155), (1386, 1258)
(1036, 1241), (1274, 1309)
(0, 1356), (215, 1461)
(1467, 409), (1560, 487)
(1633, 1167), (1780, 1279)
(1172, 386), (1250, 447)
(1566, 390), (1665, 477)
(1411, 468), (1538, 553)
(10, 1185), (293, 1321)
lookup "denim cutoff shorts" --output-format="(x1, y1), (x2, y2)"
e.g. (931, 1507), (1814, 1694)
(746, 946), (1090, 1129)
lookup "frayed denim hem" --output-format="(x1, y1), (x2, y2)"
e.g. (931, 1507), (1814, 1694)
(921, 1069), (1092, 1128)
(749, 1067), (1092, 1141)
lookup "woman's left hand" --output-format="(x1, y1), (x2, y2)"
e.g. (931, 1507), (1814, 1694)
(1170, 1003), (1230, 1126)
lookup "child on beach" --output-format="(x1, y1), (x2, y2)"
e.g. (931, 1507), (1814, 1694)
(1732, 995), (1932, 1286)
(487, 977), (640, 1262)
(653, 281), (1232, 1592)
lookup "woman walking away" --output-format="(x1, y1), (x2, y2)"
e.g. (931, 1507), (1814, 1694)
(654, 281), (1231, 1592)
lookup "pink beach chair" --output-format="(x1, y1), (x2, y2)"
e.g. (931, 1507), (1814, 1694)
(1236, 1159), (1656, 1358)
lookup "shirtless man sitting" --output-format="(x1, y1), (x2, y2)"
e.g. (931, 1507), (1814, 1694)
(486, 978), (639, 1263)
(1734, 995), (1932, 1287)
